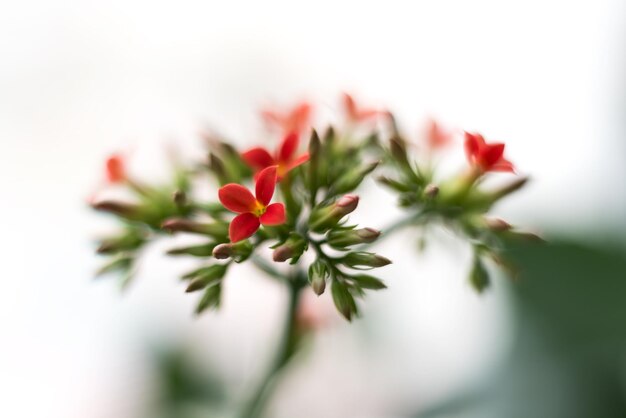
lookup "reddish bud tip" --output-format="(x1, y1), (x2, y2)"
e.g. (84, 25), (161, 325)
(424, 184), (439, 198)
(212, 243), (233, 259)
(335, 194), (359, 214)
(272, 246), (293, 262)
(485, 218), (512, 232)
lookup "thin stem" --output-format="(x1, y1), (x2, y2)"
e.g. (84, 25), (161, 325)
(237, 276), (305, 418)
(362, 211), (428, 248)
(251, 254), (284, 281)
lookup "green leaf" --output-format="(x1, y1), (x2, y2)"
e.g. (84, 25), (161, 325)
(350, 274), (387, 290)
(195, 284), (222, 314)
(182, 264), (227, 281)
(96, 254), (133, 277)
(331, 279), (357, 321)
(469, 255), (490, 293)
(167, 242), (217, 257)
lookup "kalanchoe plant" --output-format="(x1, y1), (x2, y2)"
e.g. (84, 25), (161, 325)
(90, 93), (536, 418)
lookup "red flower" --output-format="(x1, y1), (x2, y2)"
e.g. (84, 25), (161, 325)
(342, 93), (382, 123)
(425, 119), (453, 150)
(464, 132), (514, 173)
(241, 132), (310, 180)
(261, 102), (312, 135)
(218, 166), (286, 242)
(105, 153), (126, 183)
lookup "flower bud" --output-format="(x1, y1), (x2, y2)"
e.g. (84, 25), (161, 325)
(424, 184), (439, 199)
(212, 240), (253, 262)
(309, 195), (359, 233)
(173, 190), (187, 206)
(332, 161), (379, 194)
(327, 228), (380, 249)
(308, 259), (330, 295)
(167, 242), (216, 257)
(469, 255), (489, 293)
(484, 217), (512, 232)
(91, 200), (143, 220)
(209, 153), (228, 184)
(389, 136), (409, 165)
(272, 233), (307, 263)
(341, 251), (391, 269)
(335, 194), (359, 215)
(161, 218), (228, 237)
(212, 243), (232, 259)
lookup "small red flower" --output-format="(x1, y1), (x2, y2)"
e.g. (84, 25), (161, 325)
(241, 132), (310, 180)
(342, 93), (382, 123)
(424, 119), (453, 150)
(261, 102), (312, 135)
(218, 166), (286, 242)
(464, 132), (514, 173)
(105, 153), (126, 183)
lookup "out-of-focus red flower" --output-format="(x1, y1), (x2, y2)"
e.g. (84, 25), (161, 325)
(261, 102), (312, 135)
(105, 154), (126, 183)
(342, 93), (382, 123)
(218, 166), (286, 242)
(241, 132), (309, 180)
(464, 132), (515, 173)
(425, 119), (453, 150)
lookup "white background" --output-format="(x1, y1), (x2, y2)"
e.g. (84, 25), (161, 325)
(1, 1), (625, 417)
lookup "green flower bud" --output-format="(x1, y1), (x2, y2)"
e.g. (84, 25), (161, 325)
(341, 251), (391, 269)
(332, 161), (379, 194)
(272, 233), (307, 263)
(161, 218), (228, 238)
(167, 242), (217, 257)
(91, 200), (143, 221)
(308, 260), (330, 295)
(173, 190), (187, 207)
(327, 228), (380, 249)
(389, 136), (409, 165)
(309, 195), (359, 233)
(424, 184), (439, 199)
(484, 217), (512, 232)
(469, 255), (490, 293)
(212, 241), (253, 262)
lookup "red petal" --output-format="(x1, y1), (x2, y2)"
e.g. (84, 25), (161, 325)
(229, 212), (260, 242)
(464, 132), (481, 162)
(491, 158), (515, 172)
(342, 93), (357, 120)
(355, 109), (380, 121)
(289, 103), (312, 133)
(255, 165), (277, 205)
(281, 153), (309, 177)
(278, 132), (299, 163)
(260, 203), (286, 226)
(241, 147), (275, 171)
(218, 184), (256, 213)
(261, 110), (283, 127)
(106, 154), (126, 183)
(482, 143), (506, 167)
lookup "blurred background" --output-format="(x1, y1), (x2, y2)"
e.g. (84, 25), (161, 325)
(1, 1), (625, 417)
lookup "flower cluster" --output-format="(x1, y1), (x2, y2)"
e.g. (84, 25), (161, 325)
(91, 93), (535, 319)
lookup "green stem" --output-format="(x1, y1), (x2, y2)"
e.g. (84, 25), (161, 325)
(237, 277), (304, 418)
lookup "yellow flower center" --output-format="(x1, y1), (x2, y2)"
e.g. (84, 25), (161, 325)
(251, 200), (267, 217)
